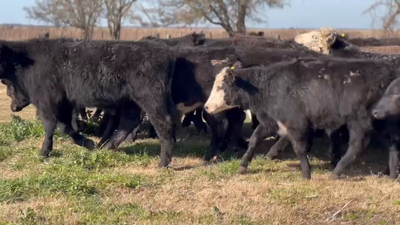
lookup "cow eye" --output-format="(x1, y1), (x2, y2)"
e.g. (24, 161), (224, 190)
(312, 35), (318, 40)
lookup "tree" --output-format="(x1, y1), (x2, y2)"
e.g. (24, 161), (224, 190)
(129, 0), (177, 27)
(149, 0), (288, 36)
(363, 0), (400, 34)
(104, 0), (136, 40)
(24, 0), (103, 40)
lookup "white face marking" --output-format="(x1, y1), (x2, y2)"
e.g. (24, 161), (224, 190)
(276, 121), (288, 136)
(210, 57), (229, 66)
(294, 31), (323, 53)
(294, 29), (337, 55)
(204, 67), (236, 114)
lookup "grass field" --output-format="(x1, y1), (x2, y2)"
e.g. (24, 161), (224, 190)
(1, 86), (400, 224)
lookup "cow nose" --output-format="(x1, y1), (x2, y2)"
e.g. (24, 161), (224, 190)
(204, 105), (209, 112)
(372, 109), (382, 119)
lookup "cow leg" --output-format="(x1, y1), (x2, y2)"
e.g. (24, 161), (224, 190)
(291, 134), (312, 179)
(97, 110), (120, 148)
(135, 95), (177, 167)
(103, 104), (142, 149)
(146, 111), (175, 167)
(125, 111), (146, 142)
(58, 122), (95, 150)
(90, 109), (103, 122)
(238, 124), (274, 174)
(387, 141), (400, 179)
(57, 106), (95, 150)
(266, 136), (290, 159)
(222, 108), (247, 152)
(79, 108), (88, 121)
(125, 124), (141, 142)
(182, 111), (195, 127)
(326, 129), (343, 167)
(71, 110), (79, 132)
(192, 108), (208, 134)
(202, 111), (225, 161)
(95, 111), (111, 137)
(331, 121), (368, 180)
(40, 116), (57, 158)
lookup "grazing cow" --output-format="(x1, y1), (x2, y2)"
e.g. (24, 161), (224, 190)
(0, 38), (178, 167)
(204, 57), (399, 179)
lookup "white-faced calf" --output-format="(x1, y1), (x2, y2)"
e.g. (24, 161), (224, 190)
(205, 57), (400, 180)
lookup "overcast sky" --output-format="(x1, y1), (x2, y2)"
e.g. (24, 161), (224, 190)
(0, 0), (381, 29)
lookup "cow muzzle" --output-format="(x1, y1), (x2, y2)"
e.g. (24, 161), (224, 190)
(204, 102), (230, 115)
(372, 109), (387, 120)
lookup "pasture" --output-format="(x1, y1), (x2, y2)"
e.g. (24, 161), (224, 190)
(1, 85), (400, 224)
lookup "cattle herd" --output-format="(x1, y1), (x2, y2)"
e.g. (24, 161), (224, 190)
(2, 27), (400, 180)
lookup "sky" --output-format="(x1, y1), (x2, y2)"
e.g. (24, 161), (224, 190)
(0, 0), (382, 29)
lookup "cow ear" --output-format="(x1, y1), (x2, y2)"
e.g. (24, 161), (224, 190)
(326, 32), (338, 46)
(225, 68), (236, 84)
(232, 61), (243, 69)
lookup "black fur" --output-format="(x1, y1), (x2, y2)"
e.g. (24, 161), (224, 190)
(211, 57), (400, 179)
(0, 38), (178, 167)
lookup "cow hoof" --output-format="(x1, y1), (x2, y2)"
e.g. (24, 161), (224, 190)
(265, 152), (278, 160)
(202, 155), (213, 162)
(302, 174), (311, 180)
(102, 142), (115, 150)
(237, 166), (247, 174)
(330, 174), (340, 180)
(265, 155), (277, 161)
(160, 158), (172, 168)
(159, 162), (171, 168)
(83, 139), (96, 150)
(40, 150), (51, 159)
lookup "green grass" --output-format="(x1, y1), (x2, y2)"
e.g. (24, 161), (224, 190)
(1, 117), (400, 224)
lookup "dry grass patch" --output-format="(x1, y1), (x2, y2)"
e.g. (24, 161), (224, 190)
(0, 109), (399, 224)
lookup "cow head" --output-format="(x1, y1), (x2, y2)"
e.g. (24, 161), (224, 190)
(204, 67), (258, 114)
(372, 77), (400, 119)
(294, 28), (338, 55)
(1, 79), (30, 112)
(0, 43), (34, 80)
